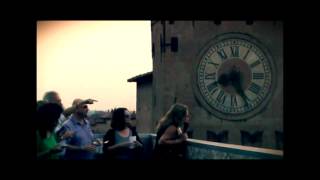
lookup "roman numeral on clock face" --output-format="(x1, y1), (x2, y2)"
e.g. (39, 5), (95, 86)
(243, 49), (250, 61)
(231, 95), (238, 107)
(205, 72), (216, 80)
(207, 81), (218, 93)
(217, 49), (227, 60)
(207, 61), (220, 69)
(252, 73), (264, 80)
(230, 46), (240, 58)
(248, 82), (261, 95)
(217, 90), (226, 104)
(250, 60), (261, 68)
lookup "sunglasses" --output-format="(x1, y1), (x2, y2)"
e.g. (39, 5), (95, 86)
(81, 105), (88, 109)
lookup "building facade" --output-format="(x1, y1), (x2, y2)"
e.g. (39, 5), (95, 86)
(129, 21), (283, 149)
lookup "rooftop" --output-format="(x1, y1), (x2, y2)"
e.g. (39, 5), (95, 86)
(127, 71), (152, 83)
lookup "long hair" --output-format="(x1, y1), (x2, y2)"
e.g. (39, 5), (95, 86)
(156, 103), (188, 131)
(36, 103), (63, 139)
(111, 107), (128, 131)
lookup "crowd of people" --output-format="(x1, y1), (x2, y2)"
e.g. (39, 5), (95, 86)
(36, 91), (191, 160)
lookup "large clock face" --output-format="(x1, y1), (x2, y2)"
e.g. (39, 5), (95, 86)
(193, 32), (276, 120)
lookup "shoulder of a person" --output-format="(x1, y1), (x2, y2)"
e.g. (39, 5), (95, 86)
(165, 125), (178, 133)
(167, 124), (177, 129)
(62, 119), (75, 129)
(60, 113), (67, 119)
(103, 129), (116, 144)
(104, 129), (115, 137)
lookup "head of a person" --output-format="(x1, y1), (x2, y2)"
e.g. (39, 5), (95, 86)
(37, 100), (46, 111)
(72, 98), (82, 107)
(111, 108), (131, 131)
(74, 99), (89, 118)
(43, 91), (63, 109)
(36, 103), (63, 138)
(157, 103), (189, 130)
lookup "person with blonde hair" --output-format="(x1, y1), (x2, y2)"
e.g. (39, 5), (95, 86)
(153, 103), (190, 160)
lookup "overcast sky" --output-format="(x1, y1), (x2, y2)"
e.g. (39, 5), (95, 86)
(37, 21), (152, 111)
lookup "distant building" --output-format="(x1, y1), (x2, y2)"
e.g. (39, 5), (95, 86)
(128, 72), (153, 133)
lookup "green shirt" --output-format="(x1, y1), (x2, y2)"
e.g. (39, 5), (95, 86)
(36, 131), (59, 159)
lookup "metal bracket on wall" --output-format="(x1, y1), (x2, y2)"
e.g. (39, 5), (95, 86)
(160, 21), (179, 54)
(160, 36), (178, 53)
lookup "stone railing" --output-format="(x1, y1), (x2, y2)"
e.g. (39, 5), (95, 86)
(139, 133), (283, 159)
(94, 133), (283, 159)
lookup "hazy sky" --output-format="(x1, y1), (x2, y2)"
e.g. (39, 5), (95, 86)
(37, 21), (152, 111)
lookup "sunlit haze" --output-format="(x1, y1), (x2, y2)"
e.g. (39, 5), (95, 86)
(37, 21), (152, 111)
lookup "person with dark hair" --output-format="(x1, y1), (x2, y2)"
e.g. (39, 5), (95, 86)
(103, 108), (143, 160)
(36, 103), (63, 160)
(37, 100), (46, 110)
(153, 103), (190, 160)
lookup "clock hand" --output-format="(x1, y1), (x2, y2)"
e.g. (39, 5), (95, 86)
(229, 67), (250, 107)
(232, 80), (248, 106)
(238, 88), (250, 107)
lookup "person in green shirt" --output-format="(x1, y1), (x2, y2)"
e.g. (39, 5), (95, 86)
(36, 103), (63, 160)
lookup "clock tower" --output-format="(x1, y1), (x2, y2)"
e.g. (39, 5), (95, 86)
(151, 21), (283, 149)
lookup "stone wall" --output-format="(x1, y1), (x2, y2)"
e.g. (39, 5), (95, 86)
(151, 21), (283, 149)
(136, 81), (153, 133)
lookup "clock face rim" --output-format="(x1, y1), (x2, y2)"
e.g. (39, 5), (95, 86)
(192, 32), (277, 120)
